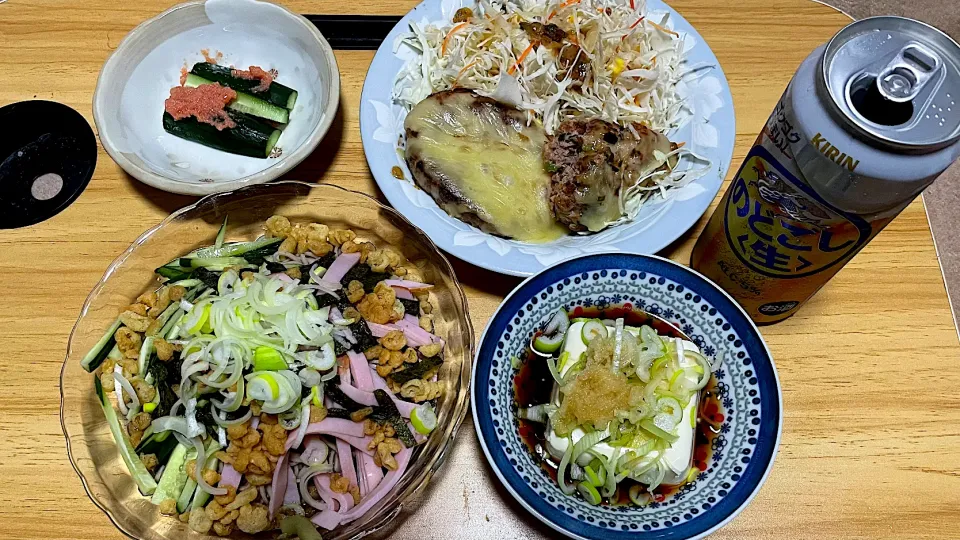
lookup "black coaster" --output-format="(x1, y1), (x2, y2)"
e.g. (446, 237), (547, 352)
(0, 101), (97, 229)
(305, 15), (402, 50)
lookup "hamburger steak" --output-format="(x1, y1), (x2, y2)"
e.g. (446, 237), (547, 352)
(545, 119), (676, 232)
(403, 89), (565, 243)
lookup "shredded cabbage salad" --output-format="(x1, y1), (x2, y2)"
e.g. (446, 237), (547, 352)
(392, 0), (711, 226)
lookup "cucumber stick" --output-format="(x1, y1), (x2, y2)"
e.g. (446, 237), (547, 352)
(190, 62), (298, 110)
(95, 377), (158, 495)
(162, 111), (281, 159)
(179, 449), (220, 513)
(81, 318), (122, 372)
(184, 74), (289, 124)
(151, 444), (193, 505)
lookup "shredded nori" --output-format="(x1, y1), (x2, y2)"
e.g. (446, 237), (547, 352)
(192, 267), (221, 290)
(325, 408), (353, 419)
(317, 252), (337, 269)
(326, 384), (365, 412)
(147, 352), (183, 418)
(373, 389), (416, 447)
(340, 263), (390, 293)
(314, 291), (340, 309)
(348, 319), (378, 352)
(333, 338), (348, 357)
(388, 355), (442, 385)
(398, 297), (419, 315)
(264, 261), (287, 274)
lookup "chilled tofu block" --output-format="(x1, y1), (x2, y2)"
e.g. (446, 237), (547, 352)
(544, 322), (699, 485)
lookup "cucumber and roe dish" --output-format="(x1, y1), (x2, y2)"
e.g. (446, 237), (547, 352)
(163, 62), (299, 158)
(82, 215), (446, 537)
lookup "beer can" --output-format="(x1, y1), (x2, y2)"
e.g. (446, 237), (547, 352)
(691, 16), (960, 324)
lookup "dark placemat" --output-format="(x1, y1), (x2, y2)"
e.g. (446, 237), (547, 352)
(307, 14), (403, 50)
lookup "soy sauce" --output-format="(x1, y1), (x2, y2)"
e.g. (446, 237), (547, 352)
(513, 305), (725, 506)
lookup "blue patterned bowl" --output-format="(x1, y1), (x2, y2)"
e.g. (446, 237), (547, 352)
(472, 254), (781, 539)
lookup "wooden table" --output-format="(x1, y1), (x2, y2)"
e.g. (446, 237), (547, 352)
(2, 0), (959, 538)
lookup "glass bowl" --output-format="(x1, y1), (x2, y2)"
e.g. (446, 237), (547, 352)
(60, 181), (474, 539)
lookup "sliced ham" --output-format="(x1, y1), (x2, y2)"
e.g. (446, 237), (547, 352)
(283, 465), (300, 505)
(348, 351), (375, 391)
(392, 286), (415, 300)
(321, 253), (361, 284)
(358, 453), (384, 496)
(396, 316), (443, 345)
(315, 473), (353, 512)
(286, 418), (365, 451)
(218, 464), (242, 488)
(366, 321), (402, 337)
(268, 453), (290, 519)
(336, 439), (359, 498)
(338, 383), (378, 407)
(336, 448), (413, 523)
(383, 279), (433, 290)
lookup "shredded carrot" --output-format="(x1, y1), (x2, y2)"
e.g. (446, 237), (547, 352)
(648, 19), (679, 37)
(547, 0), (580, 20)
(508, 42), (535, 75)
(630, 0), (635, 8)
(629, 16), (646, 29)
(454, 61), (478, 85)
(441, 22), (469, 56)
(675, 141), (686, 148)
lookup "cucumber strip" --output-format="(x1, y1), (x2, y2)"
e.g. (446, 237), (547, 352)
(156, 264), (193, 282)
(136, 430), (178, 465)
(81, 318), (123, 372)
(151, 444), (192, 505)
(179, 443), (220, 512)
(172, 278), (203, 288)
(162, 111), (281, 159)
(190, 62), (298, 110)
(178, 256), (251, 271)
(95, 378), (158, 495)
(214, 215), (228, 248)
(137, 336), (155, 378)
(188, 236), (282, 260)
(107, 344), (123, 361)
(184, 74), (290, 124)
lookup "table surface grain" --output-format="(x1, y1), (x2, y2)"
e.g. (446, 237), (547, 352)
(2, 0), (959, 538)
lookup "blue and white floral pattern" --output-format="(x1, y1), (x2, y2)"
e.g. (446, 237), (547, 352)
(472, 254), (782, 539)
(359, 0), (736, 276)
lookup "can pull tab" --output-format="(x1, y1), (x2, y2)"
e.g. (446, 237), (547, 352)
(876, 43), (941, 102)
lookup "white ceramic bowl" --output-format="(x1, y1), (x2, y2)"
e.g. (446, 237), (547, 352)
(93, 0), (340, 195)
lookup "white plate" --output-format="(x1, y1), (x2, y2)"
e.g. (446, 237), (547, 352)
(93, 0), (340, 196)
(360, 0), (736, 277)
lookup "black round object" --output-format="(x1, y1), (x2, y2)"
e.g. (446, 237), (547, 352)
(0, 101), (97, 229)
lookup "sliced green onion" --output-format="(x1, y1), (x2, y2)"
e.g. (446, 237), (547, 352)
(253, 346), (287, 371)
(581, 320), (607, 343)
(628, 484), (649, 506)
(411, 403), (437, 435)
(546, 355), (563, 385)
(577, 481), (602, 505)
(518, 404), (555, 423)
(557, 439), (576, 496)
(571, 428), (610, 463)
(640, 418), (679, 443)
(533, 333), (564, 354)
(583, 465), (603, 487)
